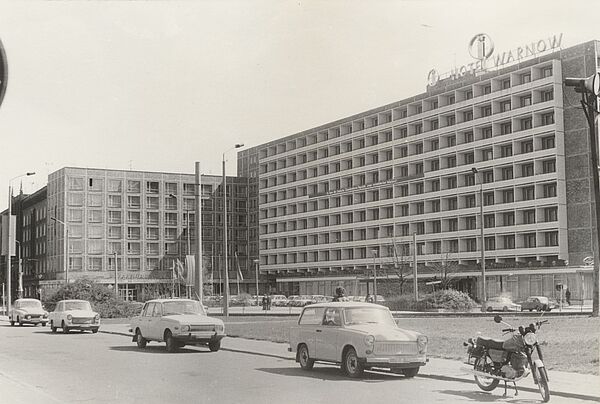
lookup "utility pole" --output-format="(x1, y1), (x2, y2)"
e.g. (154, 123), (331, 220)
(413, 232), (418, 300)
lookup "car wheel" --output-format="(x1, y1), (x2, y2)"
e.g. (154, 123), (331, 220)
(62, 321), (69, 334)
(208, 340), (221, 352)
(165, 330), (178, 353)
(136, 329), (147, 348)
(402, 367), (420, 378)
(341, 347), (364, 378)
(486, 307), (493, 312)
(10, 318), (14, 326)
(18, 317), (23, 326)
(298, 344), (314, 370)
(50, 321), (57, 333)
(41, 322), (47, 327)
(502, 306), (508, 312)
(92, 328), (98, 334)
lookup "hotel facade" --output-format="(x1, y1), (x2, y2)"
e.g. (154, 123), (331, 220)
(239, 39), (599, 302)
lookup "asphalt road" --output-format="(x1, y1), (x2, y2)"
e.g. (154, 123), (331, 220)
(0, 323), (597, 404)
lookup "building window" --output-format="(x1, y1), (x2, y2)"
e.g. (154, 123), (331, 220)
(500, 100), (511, 112)
(464, 152), (475, 164)
(541, 112), (555, 125)
(431, 180), (440, 192)
(524, 209), (536, 224)
(431, 119), (439, 130)
(482, 126), (493, 138)
(482, 148), (493, 161)
(500, 122), (512, 135)
(522, 163), (534, 177)
(448, 95), (455, 104)
(484, 192), (494, 206)
(127, 242), (141, 255)
(465, 195), (476, 208)
(542, 159), (556, 173)
(524, 233), (536, 248)
(543, 183), (557, 197)
(67, 209), (83, 223)
(448, 218), (458, 231)
(483, 171), (494, 183)
(466, 238), (477, 252)
(447, 156), (456, 168)
(146, 181), (159, 194)
(165, 182), (178, 195)
(431, 200), (440, 212)
(466, 216), (477, 230)
(448, 198), (458, 211)
(127, 196), (141, 209)
(521, 117), (533, 130)
(147, 212), (159, 225)
(483, 84), (491, 94)
(127, 227), (141, 240)
(447, 176), (457, 189)
(127, 258), (141, 271)
(520, 94), (532, 107)
(108, 226), (122, 239)
(541, 66), (553, 78)
(415, 182), (424, 194)
(447, 115), (456, 126)
(521, 140), (534, 153)
(482, 105), (492, 117)
(127, 180), (141, 193)
(431, 159), (440, 171)
(502, 189), (514, 203)
(545, 231), (558, 246)
(463, 110), (473, 121)
(464, 131), (474, 143)
(503, 235), (515, 249)
(485, 237), (496, 250)
(542, 136), (555, 149)
(448, 135), (456, 146)
(465, 90), (473, 100)
(416, 202), (425, 214)
(88, 210), (103, 223)
(165, 212), (178, 225)
(501, 167), (513, 180)
(415, 222), (425, 235)
(484, 214), (495, 228)
(448, 239), (459, 253)
(542, 90), (553, 102)
(500, 144), (513, 157)
(544, 207), (558, 222)
(503, 212), (515, 226)
(501, 78), (511, 89)
(521, 72), (531, 84)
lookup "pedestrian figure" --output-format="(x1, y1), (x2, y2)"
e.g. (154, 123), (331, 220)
(366, 294), (374, 303)
(261, 294), (267, 311)
(267, 293), (272, 310)
(565, 288), (571, 305)
(332, 286), (346, 302)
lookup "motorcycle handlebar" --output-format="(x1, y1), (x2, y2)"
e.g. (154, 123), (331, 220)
(502, 328), (514, 333)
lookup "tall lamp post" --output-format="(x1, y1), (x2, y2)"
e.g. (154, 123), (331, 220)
(222, 143), (244, 317)
(371, 249), (378, 302)
(169, 193), (193, 298)
(565, 73), (600, 317)
(253, 259), (260, 305)
(15, 240), (23, 299)
(50, 217), (68, 285)
(471, 167), (486, 306)
(6, 171), (35, 313)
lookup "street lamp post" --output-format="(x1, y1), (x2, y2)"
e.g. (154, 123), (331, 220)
(222, 143), (244, 317)
(50, 217), (68, 285)
(113, 252), (118, 298)
(253, 259), (260, 306)
(471, 167), (486, 305)
(15, 240), (23, 299)
(371, 249), (378, 302)
(6, 172), (35, 313)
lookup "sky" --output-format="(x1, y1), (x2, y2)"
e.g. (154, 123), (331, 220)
(0, 0), (597, 208)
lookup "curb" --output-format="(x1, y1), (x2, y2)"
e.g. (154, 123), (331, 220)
(98, 329), (600, 402)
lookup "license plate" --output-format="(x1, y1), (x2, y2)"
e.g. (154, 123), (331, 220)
(390, 357), (409, 363)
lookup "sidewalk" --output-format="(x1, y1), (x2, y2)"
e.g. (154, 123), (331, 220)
(98, 323), (600, 401)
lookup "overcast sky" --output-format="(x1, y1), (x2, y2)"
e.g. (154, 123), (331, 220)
(0, 0), (597, 207)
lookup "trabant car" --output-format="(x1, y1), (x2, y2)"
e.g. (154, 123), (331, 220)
(130, 298), (225, 353)
(49, 300), (100, 334)
(289, 302), (428, 378)
(483, 296), (521, 312)
(519, 296), (557, 312)
(9, 298), (48, 326)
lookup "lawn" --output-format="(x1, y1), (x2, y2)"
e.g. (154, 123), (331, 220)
(222, 314), (599, 375)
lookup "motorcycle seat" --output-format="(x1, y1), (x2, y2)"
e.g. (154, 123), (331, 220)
(476, 337), (505, 350)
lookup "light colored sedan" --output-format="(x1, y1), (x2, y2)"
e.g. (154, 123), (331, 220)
(483, 296), (521, 312)
(9, 298), (48, 326)
(48, 299), (100, 333)
(130, 299), (225, 353)
(289, 302), (428, 378)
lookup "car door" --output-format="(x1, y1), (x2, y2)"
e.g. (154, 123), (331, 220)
(138, 303), (154, 339)
(315, 307), (342, 362)
(148, 303), (164, 340)
(53, 302), (64, 325)
(297, 306), (325, 358)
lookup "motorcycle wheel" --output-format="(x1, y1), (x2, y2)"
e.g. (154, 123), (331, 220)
(536, 366), (550, 402)
(473, 356), (500, 391)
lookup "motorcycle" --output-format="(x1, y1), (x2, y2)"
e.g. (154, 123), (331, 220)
(463, 314), (550, 402)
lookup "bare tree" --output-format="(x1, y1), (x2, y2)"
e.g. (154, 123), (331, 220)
(382, 239), (412, 294)
(429, 252), (460, 289)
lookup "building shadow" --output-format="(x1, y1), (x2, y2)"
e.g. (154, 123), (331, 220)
(109, 345), (211, 355)
(256, 365), (409, 383)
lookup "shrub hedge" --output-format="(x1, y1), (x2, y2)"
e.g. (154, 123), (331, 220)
(384, 289), (477, 312)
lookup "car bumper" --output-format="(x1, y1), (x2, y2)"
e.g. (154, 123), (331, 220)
(360, 354), (427, 369)
(20, 318), (47, 324)
(173, 332), (226, 344)
(66, 324), (99, 330)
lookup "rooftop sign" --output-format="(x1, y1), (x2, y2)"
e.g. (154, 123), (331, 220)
(427, 33), (563, 87)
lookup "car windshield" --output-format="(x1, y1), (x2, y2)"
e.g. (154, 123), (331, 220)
(19, 301), (42, 308)
(343, 307), (397, 327)
(64, 301), (91, 311)
(163, 300), (206, 316)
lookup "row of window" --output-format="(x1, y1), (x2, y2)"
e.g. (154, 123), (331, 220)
(262, 231), (559, 266)
(260, 109), (555, 177)
(258, 65), (554, 160)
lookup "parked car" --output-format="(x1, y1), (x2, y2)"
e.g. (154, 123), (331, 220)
(270, 295), (288, 306)
(482, 296), (521, 312)
(310, 295), (329, 304)
(519, 296), (557, 312)
(296, 295), (315, 307)
(130, 298), (225, 353)
(289, 302), (428, 378)
(48, 300), (100, 334)
(9, 298), (48, 326)
(286, 295), (301, 306)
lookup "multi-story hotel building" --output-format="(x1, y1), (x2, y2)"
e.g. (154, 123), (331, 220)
(2, 167), (255, 301)
(239, 39), (599, 301)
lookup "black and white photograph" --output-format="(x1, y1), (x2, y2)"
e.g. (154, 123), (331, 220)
(0, 1), (598, 403)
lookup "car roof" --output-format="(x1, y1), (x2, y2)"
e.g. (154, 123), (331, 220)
(302, 302), (389, 309)
(16, 298), (40, 302)
(144, 298), (198, 304)
(58, 299), (89, 303)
